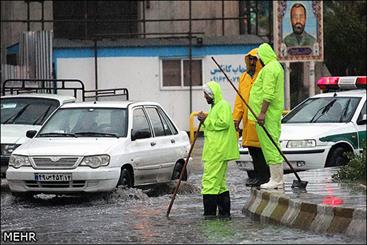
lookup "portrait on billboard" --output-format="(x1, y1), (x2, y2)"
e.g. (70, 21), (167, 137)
(274, 1), (323, 62)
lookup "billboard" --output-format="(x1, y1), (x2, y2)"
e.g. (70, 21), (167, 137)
(274, 1), (323, 62)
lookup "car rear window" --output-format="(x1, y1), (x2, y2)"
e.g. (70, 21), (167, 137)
(1, 97), (60, 125)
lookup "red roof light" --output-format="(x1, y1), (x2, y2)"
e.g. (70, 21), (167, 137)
(317, 76), (366, 92)
(317, 77), (339, 91)
(356, 76), (367, 88)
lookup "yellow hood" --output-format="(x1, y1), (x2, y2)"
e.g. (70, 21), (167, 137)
(244, 48), (263, 74)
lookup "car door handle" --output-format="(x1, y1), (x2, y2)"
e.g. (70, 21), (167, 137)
(171, 139), (175, 144)
(150, 142), (156, 146)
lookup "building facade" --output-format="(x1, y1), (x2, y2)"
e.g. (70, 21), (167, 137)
(1, 1), (328, 130)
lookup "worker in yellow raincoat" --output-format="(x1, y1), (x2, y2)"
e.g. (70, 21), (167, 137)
(248, 43), (285, 189)
(197, 81), (239, 218)
(232, 48), (270, 187)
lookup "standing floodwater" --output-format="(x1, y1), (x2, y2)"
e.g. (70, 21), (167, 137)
(1, 138), (365, 244)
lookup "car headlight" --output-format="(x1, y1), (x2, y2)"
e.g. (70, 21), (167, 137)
(80, 155), (110, 168)
(1, 144), (21, 156)
(8, 154), (31, 168)
(286, 139), (316, 148)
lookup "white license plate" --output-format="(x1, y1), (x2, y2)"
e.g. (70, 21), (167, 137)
(34, 173), (72, 182)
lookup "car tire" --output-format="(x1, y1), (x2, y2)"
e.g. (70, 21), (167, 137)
(171, 162), (187, 181)
(325, 147), (350, 167)
(117, 168), (133, 188)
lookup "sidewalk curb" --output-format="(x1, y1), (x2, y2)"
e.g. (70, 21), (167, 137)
(243, 189), (366, 239)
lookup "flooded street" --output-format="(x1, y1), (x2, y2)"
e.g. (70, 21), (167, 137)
(1, 141), (365, 244)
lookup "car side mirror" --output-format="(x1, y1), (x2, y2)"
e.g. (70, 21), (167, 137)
(131, 129), (151, 141)
(357, 114), (367, 125)
(26, 130), (37, 138)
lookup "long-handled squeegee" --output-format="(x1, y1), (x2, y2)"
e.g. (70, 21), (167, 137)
(211, 57), (308, 190)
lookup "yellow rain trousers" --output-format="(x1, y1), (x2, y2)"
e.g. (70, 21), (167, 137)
(248, 43), (284, 165)
(202, 81), (239, 195)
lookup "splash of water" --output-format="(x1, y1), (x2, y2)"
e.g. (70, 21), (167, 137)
(105, 186), (151, 203)
(142, 180), (201, 197)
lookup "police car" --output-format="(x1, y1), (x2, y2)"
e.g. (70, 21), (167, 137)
(236, 76), (366, 173)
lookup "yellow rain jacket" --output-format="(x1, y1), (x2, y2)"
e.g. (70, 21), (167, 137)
(233, 48), (263, 147)
(202, 81), (239, 194)
(248, 43), (284, 165)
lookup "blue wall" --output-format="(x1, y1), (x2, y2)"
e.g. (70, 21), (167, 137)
(53, 44), (259, 77)
(53, 44), (258, 60)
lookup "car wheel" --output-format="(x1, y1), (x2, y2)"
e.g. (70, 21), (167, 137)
(325, 147), (350, 167)
(117, 168), (133, 188)
(171, 162), (187, 181)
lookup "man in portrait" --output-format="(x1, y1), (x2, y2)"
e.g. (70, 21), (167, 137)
(283, 3), (316, 47)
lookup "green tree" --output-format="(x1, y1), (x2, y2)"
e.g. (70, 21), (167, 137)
(324, 1), (367, 75)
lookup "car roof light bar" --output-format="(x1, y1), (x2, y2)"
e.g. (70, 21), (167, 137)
(317, 76), (366, 92)
(356, 76), (367, 88)
(338, 76), (358, 90)
(317, 76), (339, 91)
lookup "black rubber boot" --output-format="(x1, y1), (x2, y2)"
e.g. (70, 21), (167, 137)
(249, 147), (270, 186)
(248, 177), (261, 187)
(250, 177), (269, 187)
(203, 194), (218, 218)
(258, 158), (270, 185)
(245, 170), (256, 186)
(246, 177), (259, 187)
(217, 191), (231, 219)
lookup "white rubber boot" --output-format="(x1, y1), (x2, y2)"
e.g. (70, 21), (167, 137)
(260, 164), (284, 189)
(259, 165), (277, 189)
(275, 163), (284, 189)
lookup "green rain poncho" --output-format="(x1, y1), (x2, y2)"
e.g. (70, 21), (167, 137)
(201, 81), (239, 195)
(248, 43), (284, 165)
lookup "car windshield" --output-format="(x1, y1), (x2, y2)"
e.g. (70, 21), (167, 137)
(38, 107), (128, 138)
(282, 96), (361, 123)
(1, 97), (60, 125)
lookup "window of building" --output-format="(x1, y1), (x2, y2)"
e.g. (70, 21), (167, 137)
(239, 0), (272, 38)
(161, 59), (203, 88)
(53, 1), (138, 39)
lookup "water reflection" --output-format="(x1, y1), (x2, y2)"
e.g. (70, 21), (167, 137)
(131, 205), (162, 244)
(199, 218), (236, 243)
(1, 163), (366, 244)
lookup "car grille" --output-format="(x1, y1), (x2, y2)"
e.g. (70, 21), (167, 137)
(31, 157), (80, 169)
(25, 180), (86, 188)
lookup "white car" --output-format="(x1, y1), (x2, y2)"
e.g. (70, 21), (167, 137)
(1, 94), (76, 176)
(6, 101), (191, 195)
(236, 76), (366, 173)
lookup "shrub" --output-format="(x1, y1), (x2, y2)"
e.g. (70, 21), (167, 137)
(332, 143), (366, 182)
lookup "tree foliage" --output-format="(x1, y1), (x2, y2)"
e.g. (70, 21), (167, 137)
(324, 1), (367, 75)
